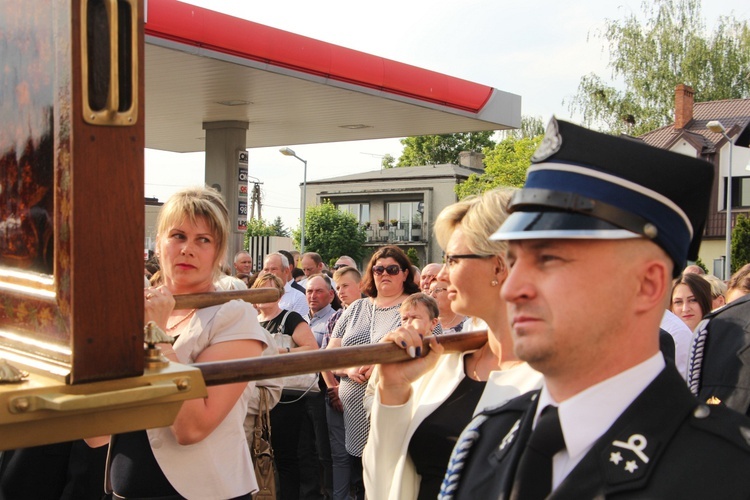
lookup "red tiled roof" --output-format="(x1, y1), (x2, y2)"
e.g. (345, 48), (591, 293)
(640, 98), (750, 150)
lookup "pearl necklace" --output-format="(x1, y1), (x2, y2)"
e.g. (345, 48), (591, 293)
(167, 309), (196, 332)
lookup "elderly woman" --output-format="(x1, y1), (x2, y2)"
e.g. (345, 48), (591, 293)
(326, 245), (421, 499)
(251, 272), (318, 500)
(91, 186), (266, 500)
(671, 272), (713, 332)
(363, 188), (543, 500)
(702, 274), (728, 311)
(428, 278), (466, 334)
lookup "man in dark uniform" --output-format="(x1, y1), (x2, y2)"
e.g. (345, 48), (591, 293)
(688, 293), (750, 414)
(439, 118), (750, 499)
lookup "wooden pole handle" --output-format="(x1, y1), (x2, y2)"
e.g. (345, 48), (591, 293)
(172, 288), (280, 309)
(195, 330), (488, 386)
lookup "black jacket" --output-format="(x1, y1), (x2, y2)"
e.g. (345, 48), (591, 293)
(454, 365), (750, 499)
(697, 294), (750, 414)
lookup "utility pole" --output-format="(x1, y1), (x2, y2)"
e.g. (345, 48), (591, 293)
(249, 182), (263, 220)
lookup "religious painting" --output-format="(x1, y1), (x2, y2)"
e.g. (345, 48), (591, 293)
(0, 2), (57, 275)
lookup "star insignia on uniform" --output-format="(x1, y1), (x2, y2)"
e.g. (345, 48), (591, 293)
(624, 460), (638, 473)
(609, 451), (623, 465)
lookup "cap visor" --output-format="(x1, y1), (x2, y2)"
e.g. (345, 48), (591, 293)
(491, 211), (642, 241)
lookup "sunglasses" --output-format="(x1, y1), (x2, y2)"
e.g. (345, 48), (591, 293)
(332, 264), (348, 270)
(372, 264), (403, 276)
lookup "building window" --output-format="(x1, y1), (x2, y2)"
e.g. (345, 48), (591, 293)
(737, 177), (750, 208)
(724, 177), (750, 209)
(387, 201), (423, 241)
(337, 202), (370, 225)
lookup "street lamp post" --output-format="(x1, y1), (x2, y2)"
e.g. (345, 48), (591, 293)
(707, 120), (734, 279)
(279, 147), (307, 253)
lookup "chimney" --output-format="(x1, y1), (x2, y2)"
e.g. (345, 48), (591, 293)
(675, 84), (694, 129)
(458, 150), (485, 170)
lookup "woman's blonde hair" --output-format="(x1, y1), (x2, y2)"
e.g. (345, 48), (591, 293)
(433, 187), (515, 256)
(156, 186), (230, 281)
(251, 272), (285, 298)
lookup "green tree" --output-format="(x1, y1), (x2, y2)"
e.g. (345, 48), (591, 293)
(499, 116), (546, 140)
(568, 0), (750, 135)
(395, 131), (496, 167)
(732, 214), (750, 273)
(244, 218), (276, 237)
(405, 248), (420, 269)
(456, 135), (542, 199)
(243, 218), (276, 253)
(381, 154), (396, 169)
(293, 200), (367, 263)
(270, 216), (290, 237)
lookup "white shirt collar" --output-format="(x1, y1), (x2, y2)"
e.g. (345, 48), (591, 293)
(535, 352), (665, 487)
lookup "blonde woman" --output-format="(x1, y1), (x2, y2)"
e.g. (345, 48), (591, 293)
(363, 188), (542, 500)
(91, 186), (266, 499)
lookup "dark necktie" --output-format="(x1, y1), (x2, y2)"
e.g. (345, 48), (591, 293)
(512, 405), (565, 500)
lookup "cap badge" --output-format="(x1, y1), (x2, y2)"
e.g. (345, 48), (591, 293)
(531, 118), (562, 163)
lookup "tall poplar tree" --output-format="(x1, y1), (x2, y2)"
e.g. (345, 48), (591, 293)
(568, 0), (750, 135)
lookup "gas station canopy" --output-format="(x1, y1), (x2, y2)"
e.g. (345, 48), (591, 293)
(144, 0), (522, 153)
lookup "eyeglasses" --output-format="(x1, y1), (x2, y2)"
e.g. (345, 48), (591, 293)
(332, 264), (348, 270)
(443, 253), (494, 268)
(428, 287), (447, 296)
(372, 264), (403, 276)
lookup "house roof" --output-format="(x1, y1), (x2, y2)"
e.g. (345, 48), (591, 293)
(306, 164), (482, 185)
(144, 0), (521, 153)
(640, 98), (750, 151)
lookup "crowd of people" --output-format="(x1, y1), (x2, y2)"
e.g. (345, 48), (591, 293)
(5, 117), (750, 499)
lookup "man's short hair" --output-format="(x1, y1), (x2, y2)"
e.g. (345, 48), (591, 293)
(307, 273), (333, 290)
(277, 250), (294, 268)
(335, 255), (358, 270)
(234, 250), (251, 263)
(303, 252), (323, 265)
(333, 266), (361, 283)
(266, 252), (288, 268)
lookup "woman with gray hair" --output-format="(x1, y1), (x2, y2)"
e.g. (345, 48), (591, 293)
(363, 188), (542, 500)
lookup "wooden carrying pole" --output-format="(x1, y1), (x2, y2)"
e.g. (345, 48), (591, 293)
(194, 330), (488, 386)
(172, 288), (279, 309)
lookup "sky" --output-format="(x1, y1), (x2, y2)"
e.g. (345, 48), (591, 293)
(146, 0), (750, 231)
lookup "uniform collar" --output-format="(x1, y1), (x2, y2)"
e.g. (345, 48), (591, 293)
(536, 352), (665, 486)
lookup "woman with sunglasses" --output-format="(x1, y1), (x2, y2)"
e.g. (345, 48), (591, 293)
(363, 188), (542, 500)
(326, 245), (422, 499)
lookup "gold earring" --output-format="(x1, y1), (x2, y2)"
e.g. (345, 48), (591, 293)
(491, 279), (499, 286)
